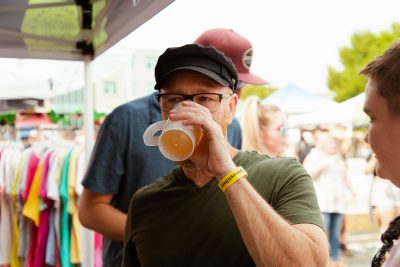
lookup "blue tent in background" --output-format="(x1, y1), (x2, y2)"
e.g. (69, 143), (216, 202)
(262, 83), (336, 114)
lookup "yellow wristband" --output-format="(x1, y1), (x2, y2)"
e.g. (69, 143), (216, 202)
(218, 166), (248, 192)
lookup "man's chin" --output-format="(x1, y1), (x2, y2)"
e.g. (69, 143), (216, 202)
(376, 166), (400, 187)
(376, 165), (385, 179)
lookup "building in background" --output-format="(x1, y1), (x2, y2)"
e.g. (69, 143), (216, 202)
(131, 49), (159, 99)
(49, 48), (160, 115)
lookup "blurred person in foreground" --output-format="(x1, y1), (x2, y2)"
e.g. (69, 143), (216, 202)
(240, 95), (288, 157)
(78, 28), (266, 266)
(122, 43), (328, 267)
(303, 132), (355, 265)
(359, 40), (400, 267)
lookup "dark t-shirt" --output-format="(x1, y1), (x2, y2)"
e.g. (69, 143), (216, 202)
(82, 93), (242, 267)
(123, 151), (323, 267)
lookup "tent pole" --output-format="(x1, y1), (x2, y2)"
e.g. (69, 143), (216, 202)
(82, 57), (95, 266)
(83, 56), (94, 167)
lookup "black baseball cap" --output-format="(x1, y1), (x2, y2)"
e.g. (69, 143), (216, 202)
(154, 44), (238, 90)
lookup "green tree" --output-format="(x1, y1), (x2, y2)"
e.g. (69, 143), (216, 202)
(328, 23), (400, 102)
(240, 84), (277, 100)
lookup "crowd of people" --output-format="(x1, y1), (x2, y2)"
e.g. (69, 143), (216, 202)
(0, 25), (397, 267)
(72, 27), (400, 267)
(51, 27), (400, 266)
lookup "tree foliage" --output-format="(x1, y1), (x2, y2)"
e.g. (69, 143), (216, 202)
(328, 23), (400, 102)
(240, 84), (277, 100)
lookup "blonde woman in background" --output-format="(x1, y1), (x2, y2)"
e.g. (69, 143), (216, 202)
(241, 95), (288, 157)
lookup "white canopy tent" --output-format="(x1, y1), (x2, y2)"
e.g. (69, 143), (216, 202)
(0, 0), (175, 163)
(287, 92), (368, 137)
(340, 92), (368, 126)
(287, 101), (352, 128)
(262, 83), (336, 115)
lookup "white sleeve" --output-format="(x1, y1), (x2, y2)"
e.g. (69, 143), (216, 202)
(75, 150), (85, 196)
(384, 242), (400, 267)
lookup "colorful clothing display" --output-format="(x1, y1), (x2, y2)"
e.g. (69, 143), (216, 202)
(0, 143), (100, 267)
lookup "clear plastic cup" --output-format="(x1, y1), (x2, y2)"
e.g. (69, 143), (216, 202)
(143, 104), (202, 161)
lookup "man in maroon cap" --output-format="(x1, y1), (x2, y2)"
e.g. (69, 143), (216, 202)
(195, 28), (267, 96)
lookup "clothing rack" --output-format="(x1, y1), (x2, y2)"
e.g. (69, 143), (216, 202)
(0, 142), (101, 267)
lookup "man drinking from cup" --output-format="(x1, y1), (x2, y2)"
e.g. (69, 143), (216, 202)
(122, 44), (328, 267)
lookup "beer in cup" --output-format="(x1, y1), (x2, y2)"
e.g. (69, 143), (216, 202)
(143, 105), (202, 161)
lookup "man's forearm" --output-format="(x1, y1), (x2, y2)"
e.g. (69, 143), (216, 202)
(79, 201), (127, 241)
(224, 178), (328, 267)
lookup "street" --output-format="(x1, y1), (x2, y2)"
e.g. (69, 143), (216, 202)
(340, 231), (381, 267)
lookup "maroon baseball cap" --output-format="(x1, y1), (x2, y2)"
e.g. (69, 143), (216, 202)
(194, 28), (267, 85)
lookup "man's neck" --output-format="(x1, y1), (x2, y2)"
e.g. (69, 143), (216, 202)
(181, 167), (214, 187)
(181, 147), (240, 187)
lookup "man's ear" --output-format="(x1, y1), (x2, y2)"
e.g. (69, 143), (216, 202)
(227, 93), (238, 125)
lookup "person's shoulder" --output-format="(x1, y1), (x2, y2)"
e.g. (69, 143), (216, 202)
(105, 94), (159, 123)
(113, 94), (158, 114)
(230, 117), (241, 128)
(238, 151), (298, 168)
(131, 172), (175, 202)
(238, 151), (306, 179)
(383, 240), (400, 267)
(258, 156), (302, 174)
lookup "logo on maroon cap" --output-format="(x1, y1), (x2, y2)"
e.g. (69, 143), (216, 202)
(242, 48), (253, 70)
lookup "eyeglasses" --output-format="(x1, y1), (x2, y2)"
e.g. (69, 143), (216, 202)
(265, 126), (288, 137)
(156, 92), (232, 112)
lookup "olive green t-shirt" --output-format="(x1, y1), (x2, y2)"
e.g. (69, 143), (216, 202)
(123, 151), (323, 267)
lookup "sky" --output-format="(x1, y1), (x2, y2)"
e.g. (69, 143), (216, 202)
(0, 0), (399, 98)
